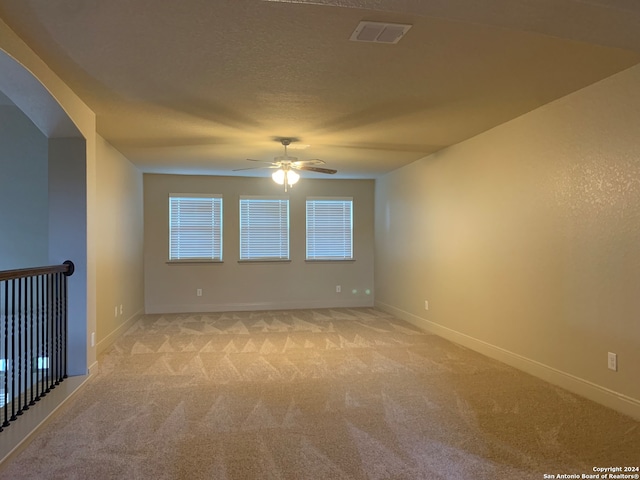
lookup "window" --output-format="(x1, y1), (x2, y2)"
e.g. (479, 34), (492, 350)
(169, 194), (223, 261)
(239, 196), (289, 260)
(306, 197), (353, 260)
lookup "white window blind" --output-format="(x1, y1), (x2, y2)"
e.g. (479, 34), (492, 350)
(169, 194), (223, 261)
(306, 197), (353, 260)
(239, 196), (289, 260)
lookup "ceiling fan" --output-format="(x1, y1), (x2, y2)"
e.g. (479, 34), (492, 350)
(234, 138), (337, 191)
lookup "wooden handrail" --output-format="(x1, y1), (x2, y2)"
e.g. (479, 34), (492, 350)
(0, 260), (74, 282)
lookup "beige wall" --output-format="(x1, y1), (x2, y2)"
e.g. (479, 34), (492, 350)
(375, 65), (640, 419)
(96, 135), (144, 353)
(145, 174), (374, 313)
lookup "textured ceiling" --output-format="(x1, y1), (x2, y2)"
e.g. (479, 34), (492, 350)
(1, 0), (640, 178)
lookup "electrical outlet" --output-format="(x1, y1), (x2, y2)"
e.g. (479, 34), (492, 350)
(91, 332), (95, 347)
(608, 352), (617, 371)
(120, 304), (123, 315)
(197, 288), (203, 297)
(424, 300), (429, 310)
(336, 285), (341, 293)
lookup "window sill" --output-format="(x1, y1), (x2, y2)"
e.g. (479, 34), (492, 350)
(305, 259), (355, 263)
(237, 259), (291, 264)
(166, 260), (223, 264)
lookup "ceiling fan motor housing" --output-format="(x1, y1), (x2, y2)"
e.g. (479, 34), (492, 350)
(274, 155), (297, 163)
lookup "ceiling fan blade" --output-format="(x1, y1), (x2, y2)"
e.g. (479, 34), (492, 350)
(292, 159), (325, 167)
(296, 166), (337, 174)
(246, 158), (280, 164)
(232, 166), (279, 171)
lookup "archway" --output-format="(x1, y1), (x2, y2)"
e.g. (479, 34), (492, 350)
(0, 49), (88, 376)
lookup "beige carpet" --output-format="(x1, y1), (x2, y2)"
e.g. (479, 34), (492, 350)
(0, 308), (638, 479)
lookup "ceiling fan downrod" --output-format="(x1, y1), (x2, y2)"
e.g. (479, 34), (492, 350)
(281, 138), (292, 159)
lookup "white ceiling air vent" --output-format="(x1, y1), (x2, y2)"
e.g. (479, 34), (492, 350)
(349, 21), (412, 44)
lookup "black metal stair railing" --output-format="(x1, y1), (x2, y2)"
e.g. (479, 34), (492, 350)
(0, 260), (74, 432)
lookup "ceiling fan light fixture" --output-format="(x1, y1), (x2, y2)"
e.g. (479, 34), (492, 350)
(288, 169), (300, 185)
(272, 167), (300, 191)
(272, 169), (286, 185)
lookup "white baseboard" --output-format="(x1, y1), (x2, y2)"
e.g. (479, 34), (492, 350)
(375, 300), (640, 421)
(145, 299), (374, 314)
(87, 361), (99, 376)
(96, 308), (144, 356)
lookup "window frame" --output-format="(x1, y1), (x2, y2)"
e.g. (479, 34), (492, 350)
(239, 195), (290, 262)
(305, 196), (354, 261)
(168, 193), (223, 263)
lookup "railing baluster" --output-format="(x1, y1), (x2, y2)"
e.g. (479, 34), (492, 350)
(62, 271), (68, 379)
(23, 278), (29, 411)
(2, 281), (8, 429)
(45, 274), (50, 395)
(0, 262), (73, 433)
(22, 277), (30, 412)
(49, 273), (53, 391)
(54, 273), (59, 385)
(46, 273), (52, 394)
(40, 273), (45, 399)
(54, 272), (60, 386)
(35, 275), (41, 402)
(40, 274), (44, 398)
(17, 277), (23, 416)
(29, 276), (35, 407)
(51, 274), (57, 388)
(58, 272), (63, 384)
(10, 279), (16, 422)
